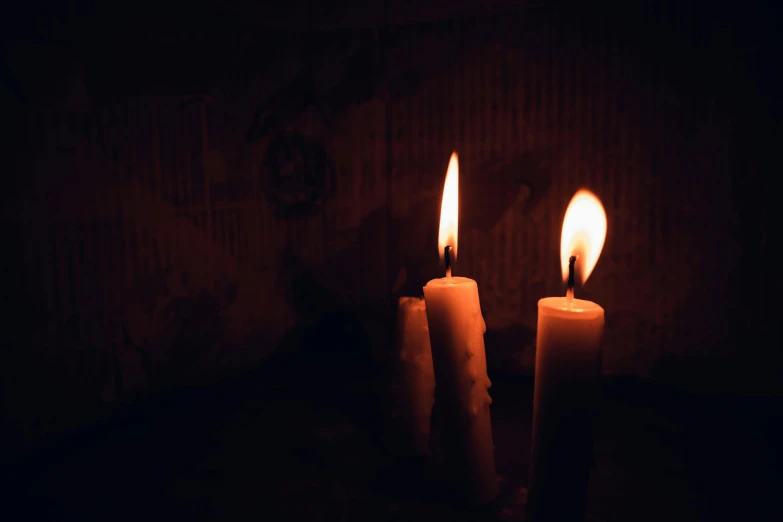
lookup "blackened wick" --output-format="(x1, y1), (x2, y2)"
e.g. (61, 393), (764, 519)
(568, 255), (577, 291)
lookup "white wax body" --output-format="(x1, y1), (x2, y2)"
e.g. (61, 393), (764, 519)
(423, 276), (498, 505)
(529, 297), (605, 522)
(394, 296), (435, 456)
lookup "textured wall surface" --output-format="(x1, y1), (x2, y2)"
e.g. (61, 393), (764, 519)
(2, 3), (775, 449)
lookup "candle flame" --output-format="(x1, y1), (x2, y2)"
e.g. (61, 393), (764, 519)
(560, 189), (607, 285)
(438, 152), (459, 264)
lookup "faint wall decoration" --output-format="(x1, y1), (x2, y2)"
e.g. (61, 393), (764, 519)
(261, 132), (336, 220)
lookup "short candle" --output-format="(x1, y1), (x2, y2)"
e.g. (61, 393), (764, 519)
(393, 296), (435, 456)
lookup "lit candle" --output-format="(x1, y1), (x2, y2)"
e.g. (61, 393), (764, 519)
(423, 152), (498, 505)
(393, 296), (435, 456)
(528, 189), (608, 522)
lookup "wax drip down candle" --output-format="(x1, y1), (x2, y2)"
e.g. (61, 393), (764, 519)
(393, 296), (435, 457)
(423, 152), (498, 505)
(528, 189), (608, 522)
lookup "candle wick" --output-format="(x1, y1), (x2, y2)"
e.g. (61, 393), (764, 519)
(444, 245), (453, 278)
(566, 255), (577, 301)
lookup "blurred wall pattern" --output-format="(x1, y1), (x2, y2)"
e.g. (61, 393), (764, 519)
(2, 2), (776, 450)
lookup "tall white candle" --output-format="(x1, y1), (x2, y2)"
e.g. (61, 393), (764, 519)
(423, 152), (498, 505)
(394, 296), (435, 456)
(528, 189), (608, 522)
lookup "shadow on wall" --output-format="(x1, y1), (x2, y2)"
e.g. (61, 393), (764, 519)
(263, 248), (380, 435)
(258, 198), (442, 438)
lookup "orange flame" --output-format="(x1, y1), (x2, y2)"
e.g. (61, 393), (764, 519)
(438, 152), (459, 264)
(560, 189), (607, 285)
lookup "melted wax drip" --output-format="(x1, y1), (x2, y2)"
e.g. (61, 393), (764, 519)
(464, 303), (494, 419)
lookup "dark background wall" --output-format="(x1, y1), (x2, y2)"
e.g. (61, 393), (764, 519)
(2, 1), (779, 455)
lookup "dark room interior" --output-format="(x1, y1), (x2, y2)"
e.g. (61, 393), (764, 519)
(1, 1), (781, 521)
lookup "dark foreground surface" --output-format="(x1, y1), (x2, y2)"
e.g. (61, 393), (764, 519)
(5, 345), (781, 522)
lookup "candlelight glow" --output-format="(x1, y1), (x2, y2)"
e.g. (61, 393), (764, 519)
(560, 189), (607, 285)
(438, 152), (459, 264)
